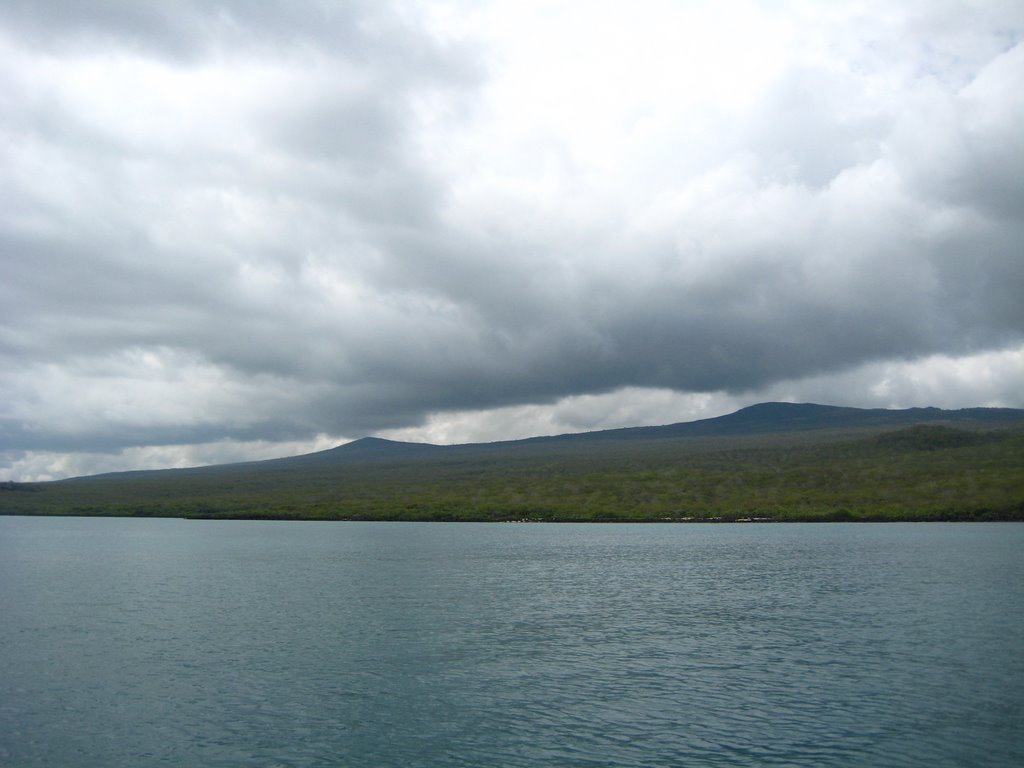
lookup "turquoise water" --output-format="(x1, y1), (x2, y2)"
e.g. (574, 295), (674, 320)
(1, 518), (1022, 767)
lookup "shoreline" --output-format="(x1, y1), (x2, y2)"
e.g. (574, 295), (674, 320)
(3, 511), (1022, 523)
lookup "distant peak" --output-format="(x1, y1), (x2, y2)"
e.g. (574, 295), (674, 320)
(332, 435), (440, 456)
(736, 401), (817, 412)
(346, 436), (395, 446)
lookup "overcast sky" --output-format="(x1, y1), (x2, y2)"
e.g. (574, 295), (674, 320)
(2, 1), (1023, 480)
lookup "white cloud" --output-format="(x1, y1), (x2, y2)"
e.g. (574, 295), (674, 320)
(380, 344), (1024, 447)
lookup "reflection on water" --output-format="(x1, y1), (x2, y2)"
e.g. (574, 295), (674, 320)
(1, 518), (1022, 767)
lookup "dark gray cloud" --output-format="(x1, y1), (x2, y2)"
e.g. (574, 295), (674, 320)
(2, 0), (1023, 478)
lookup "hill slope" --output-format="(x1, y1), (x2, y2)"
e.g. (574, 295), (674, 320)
(2, 403), (1023, 521)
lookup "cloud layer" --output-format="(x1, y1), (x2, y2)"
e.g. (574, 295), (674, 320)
(2, 1), (1023, 479)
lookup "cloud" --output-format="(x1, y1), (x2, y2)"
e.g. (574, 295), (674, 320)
(375, 345), (1024, 447)
(2, 0), (1023, 479)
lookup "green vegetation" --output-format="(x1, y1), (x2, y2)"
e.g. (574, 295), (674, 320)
(3, 421), (1023, 522)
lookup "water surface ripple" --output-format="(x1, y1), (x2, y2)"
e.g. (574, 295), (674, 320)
(1, 519), (1021, 766)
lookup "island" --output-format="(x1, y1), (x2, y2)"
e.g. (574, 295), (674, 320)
(3, 403), (1023, 522)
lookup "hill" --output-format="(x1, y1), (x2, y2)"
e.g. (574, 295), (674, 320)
(2, 402), (1023, 521)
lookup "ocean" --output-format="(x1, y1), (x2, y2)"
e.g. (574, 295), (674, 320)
(1, 517), (1021, 766)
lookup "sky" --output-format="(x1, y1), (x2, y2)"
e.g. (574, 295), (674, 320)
(2, 0), (1023, 481)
